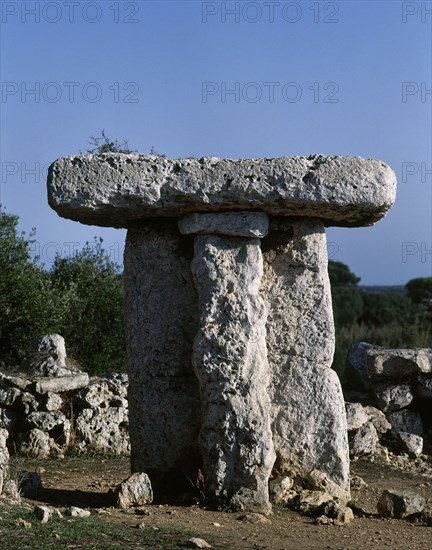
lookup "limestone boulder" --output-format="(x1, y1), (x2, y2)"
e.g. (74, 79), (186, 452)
(387, 409), (423, 437)
(298, 490), (335, 516)
(124, 221), (200, 482)
(0, 387), (22, 408)
(346, 342), (381, 391)
(75, 381), (113, 408)
(269, 476), (294, 505)
(0, 408), (18, 434)
(65, 506), (91, 518)
(48, 154), (396, 227)
(103, 372), (128, 398)
(377, 489), (425, 518)
(363, 406), (391, 434)
(0, 372), (32, 391)
(22, 411), (71, 448)
(191, 232), (275, 513)
(17, 429), (51, 458)
(115, 472), (153, 508)
(75, 406), (129, 454)
(349, 422), (379, 457)
(29, 334), (67, 367)
(366, 348), (432, 380)
(26, 356), (71, 378)
(43, 392), (63, 412)
(372, 383), (413, 413)
(398, 432), (423, 458)
(0, 387), (38, 415)
(33, 373), (89, 395)
(345, 402), (368, 431)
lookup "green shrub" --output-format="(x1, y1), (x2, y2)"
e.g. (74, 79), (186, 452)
(0, 208), (62, 365)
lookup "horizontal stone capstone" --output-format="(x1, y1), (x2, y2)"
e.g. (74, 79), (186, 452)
(47, 153), (396, 228)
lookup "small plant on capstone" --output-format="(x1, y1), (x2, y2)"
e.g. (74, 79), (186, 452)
(81, 130), (137, 155)
(149, 145), (166, 158)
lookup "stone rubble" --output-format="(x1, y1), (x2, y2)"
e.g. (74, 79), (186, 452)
(0, 335), (130, 460)
(1, 332), (431, 525)
(345, 343), (432, 463)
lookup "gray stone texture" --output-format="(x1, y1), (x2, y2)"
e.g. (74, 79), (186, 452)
(346, 342), (381, 390)
(398, 432), (423, 458)
(372, 382), (414, 413)
(179, 211), (269, 238)
(260, 219), (350, 500)
(191, 233), (275, 513)
(366, 348), (432, 380)
(345, 402), (369, 431)
(48, 154), (396, 227)
(33, 373), (89, 395)
(363, 406), (391, 434)
(123, 220), (201, 487)
(377, 489), (425, 518)
(75, 406), (129, 455)
(46, 152), (398, 507)
(122, 216), (350, 504)
(349, 422), (379, 457)
(115, 472), (153, 508)
(29, 334), (67, 368)
(387, 409), (423, 437)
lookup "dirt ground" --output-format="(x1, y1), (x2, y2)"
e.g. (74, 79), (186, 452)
(5, 455), (432, 550)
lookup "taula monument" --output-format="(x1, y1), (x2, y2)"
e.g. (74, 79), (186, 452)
(47, 153), (396, 513)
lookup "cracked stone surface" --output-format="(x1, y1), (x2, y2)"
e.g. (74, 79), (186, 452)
(261, 219), (350, 500)
(179, 211), (269, 238)
(124, 220), (201, 487)
(191, 233), (275, 513)
(48, 154), (396, 227)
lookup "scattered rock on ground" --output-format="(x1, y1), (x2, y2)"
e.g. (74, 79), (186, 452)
(398, 432), (423, 458)
(65, 506), (91, 518)
(187, 538), (212, 549)
(115, 472), (153, 508)
(377, 489), (425, 518)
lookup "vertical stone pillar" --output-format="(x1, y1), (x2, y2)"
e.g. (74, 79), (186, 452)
(261, 218), (350, 500)
(179, 212), (276, 513)
(124, 220), (201, 496)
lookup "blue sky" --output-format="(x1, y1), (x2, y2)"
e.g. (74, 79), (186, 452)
(1, 0), (431, 284)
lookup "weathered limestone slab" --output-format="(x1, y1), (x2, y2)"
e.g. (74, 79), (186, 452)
(33, 373), (89, 395)
(179, 211), (269, 238)
(123, 220), (201, 491)
(261, 219), (350, 500)
(191, 231), (275, 513)
(48, 154), (396, 227)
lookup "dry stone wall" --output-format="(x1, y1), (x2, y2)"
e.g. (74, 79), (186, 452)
(346, 343), (432, 462)
(0, 335), (129, 461)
